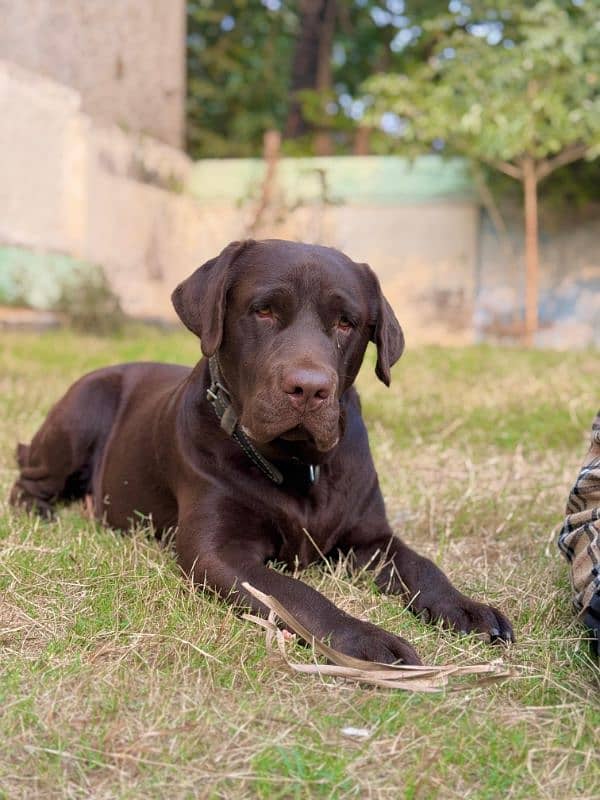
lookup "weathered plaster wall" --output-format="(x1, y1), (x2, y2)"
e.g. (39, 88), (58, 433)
(0, 62), (84, 254)
(0, 63), (479, 341)
(477, 211), (600, 348)
(0, 59), (202, 319)
(0, 0), (185, 147)
(187, 157), (479, 344)
(2, 58), (597, 346)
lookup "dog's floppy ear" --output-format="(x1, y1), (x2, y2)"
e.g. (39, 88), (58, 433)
(362, 263), (405, 386)
(171, 240), (253, 357)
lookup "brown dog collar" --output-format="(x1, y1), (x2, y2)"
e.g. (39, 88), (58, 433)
(206, 357), (320, 488)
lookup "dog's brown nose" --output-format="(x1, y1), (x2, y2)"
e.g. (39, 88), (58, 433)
(282, 368), (334, 413)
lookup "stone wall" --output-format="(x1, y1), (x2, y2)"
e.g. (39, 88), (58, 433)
(0, 0), (185, 147)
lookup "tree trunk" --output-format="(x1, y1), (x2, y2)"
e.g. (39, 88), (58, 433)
(522, 156), (539, 346)
(284, 0), (336, 151)
(353, 126), (371, 155)
(313, 0), (336, 155)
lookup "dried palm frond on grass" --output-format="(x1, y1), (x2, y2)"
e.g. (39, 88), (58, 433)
(243, 583), (516, 693)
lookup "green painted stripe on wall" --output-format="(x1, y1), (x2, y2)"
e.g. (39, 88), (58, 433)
(187, 155), (474, 206)
(0, 246), (94, 308)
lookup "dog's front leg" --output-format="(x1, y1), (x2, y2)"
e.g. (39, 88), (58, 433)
(345, 531), (514, 644)
(175, 513), (422, 665)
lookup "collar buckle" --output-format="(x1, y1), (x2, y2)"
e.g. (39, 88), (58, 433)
(206, 379), (230, 403)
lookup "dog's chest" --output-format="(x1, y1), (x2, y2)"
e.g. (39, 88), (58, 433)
(270, 481), (354, 568)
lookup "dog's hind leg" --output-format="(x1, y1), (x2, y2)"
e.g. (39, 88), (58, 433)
(10, 369), (123, 518)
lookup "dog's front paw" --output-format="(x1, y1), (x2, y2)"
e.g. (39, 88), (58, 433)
(334, 620), (422, 665)
(413, 592), (514, 644)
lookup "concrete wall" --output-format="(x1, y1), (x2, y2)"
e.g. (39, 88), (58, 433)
(0, 59), (202, 320)
(477, 210), (600, 348)
(0, 62), (84, 255)
(188, 157), (479, 344)
(2, 57), (597, 346)
(259, 202), (478, 345)
(0, 0), (185, 147)
(0, 60), (479, 341)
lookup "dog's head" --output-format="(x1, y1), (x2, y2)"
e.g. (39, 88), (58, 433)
(172, 239), (403, 461)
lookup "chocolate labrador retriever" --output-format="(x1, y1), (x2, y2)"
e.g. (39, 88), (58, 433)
(11, 239), (513, 664)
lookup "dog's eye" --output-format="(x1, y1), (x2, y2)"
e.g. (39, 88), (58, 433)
(255, 305), (273, 319)
(336, 315), (353, 332)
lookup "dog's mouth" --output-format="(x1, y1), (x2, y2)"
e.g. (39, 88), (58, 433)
(272, 426), (339, 464)
(277, 425), (314, 444)
(241, 421), (339, 459)
(240, 399), (344, 457)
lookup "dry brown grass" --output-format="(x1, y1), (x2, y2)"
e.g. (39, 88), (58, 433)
(0, 330), (599, 799)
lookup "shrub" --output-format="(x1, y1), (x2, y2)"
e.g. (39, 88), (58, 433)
(52, 267), (126, 335)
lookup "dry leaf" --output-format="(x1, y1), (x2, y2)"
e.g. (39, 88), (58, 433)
(242, 582), (515, 693)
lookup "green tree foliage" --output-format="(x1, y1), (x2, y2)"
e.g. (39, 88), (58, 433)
(365, 1), (599, 164)
(364, 0), (600, 340)
(186, 1), (448, 157)
(187, 1), (297, 157)
(304, 0), (449, 153)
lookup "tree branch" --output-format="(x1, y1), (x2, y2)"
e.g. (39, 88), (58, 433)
(483, 158), (523, 181)
(536, 144), (590, 181)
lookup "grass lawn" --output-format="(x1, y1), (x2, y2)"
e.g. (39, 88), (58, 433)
(1, 328), (599, 799)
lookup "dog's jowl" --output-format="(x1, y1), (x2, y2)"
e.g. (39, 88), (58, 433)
(11, 239), (513, 664)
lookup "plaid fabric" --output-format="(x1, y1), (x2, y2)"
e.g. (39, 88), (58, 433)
(558, 411), (600, 612)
